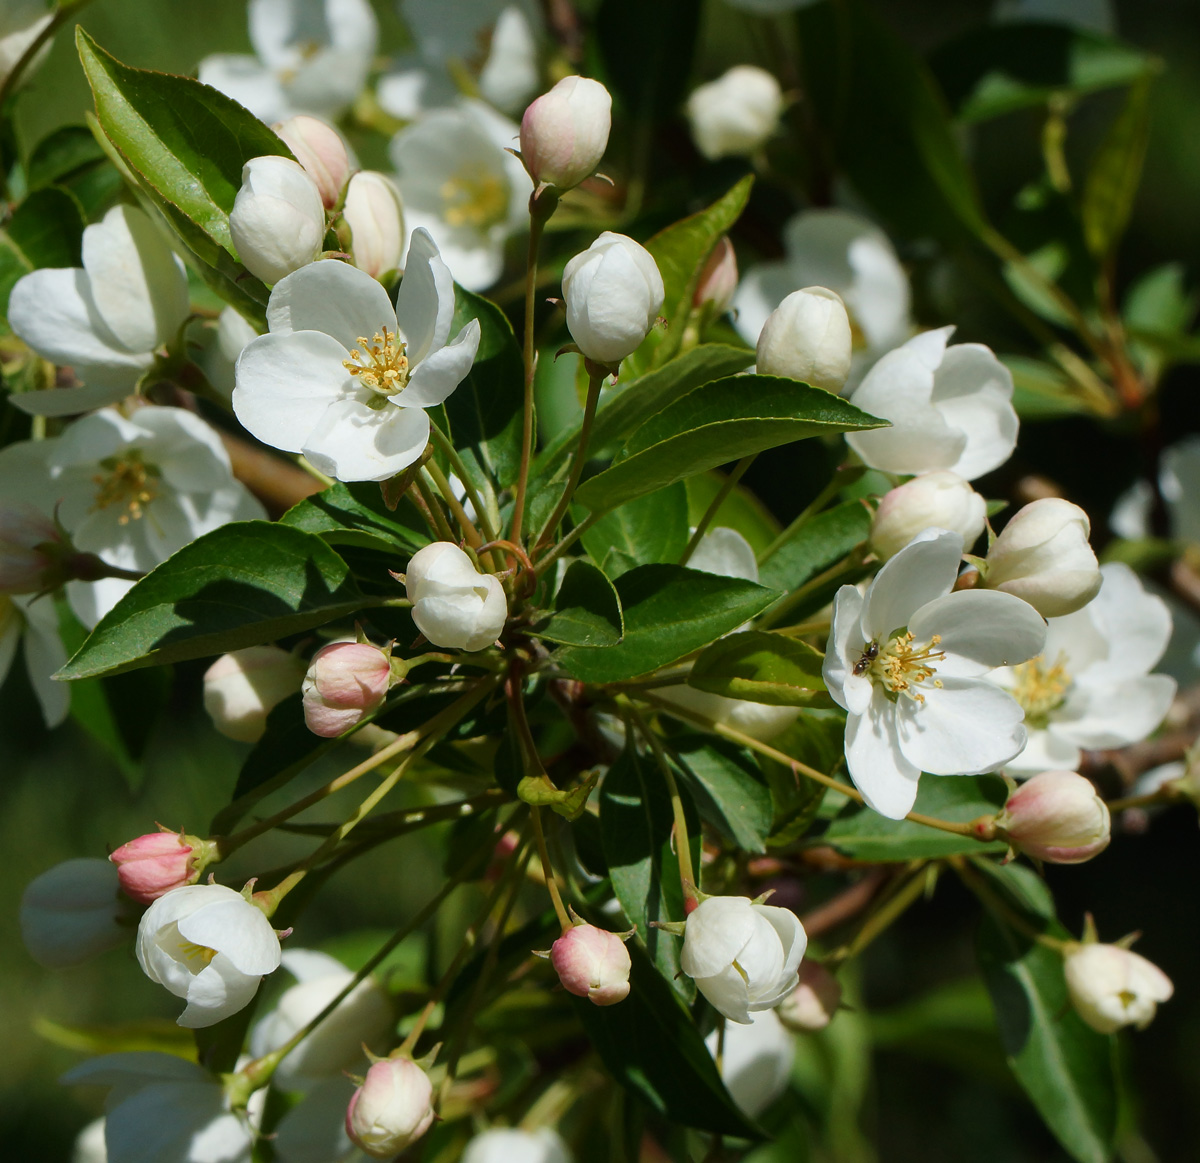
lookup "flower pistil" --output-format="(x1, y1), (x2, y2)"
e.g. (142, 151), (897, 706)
(343, 327), (410, 399)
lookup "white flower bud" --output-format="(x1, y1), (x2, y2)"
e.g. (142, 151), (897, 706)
(462, 1128), (573, 1163)
(693, 236), (739, 315)
(686, 65), (784, 160)
(229, 156), (326, 285)
(273, 115), (351, 209)
(346, 1058), (435, 1158)
(404, 542), (508, 652)
(776, 960), (842, 1031)
(869, 471), (987, 561)
(680, 895), (807, 1024)
(203, 645), (305, 744)
(20, 859), (132, 969)
(755, 286), (853, 393)
(984, 497), (1102, 618)
(302, 641), (393, 737)
(1064, 942), (1173, 1034)
(550, 923), (631, 1006)
(995, 770), (1111, 864)
(343, 171), (405, 279)
(520, 75), (612, 191)
(563, 232), (665, 365)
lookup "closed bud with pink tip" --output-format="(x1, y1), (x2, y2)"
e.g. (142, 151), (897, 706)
(995, 770), (1111, 864)
(346, 1057), (436, 1158)
(109, 830), (212, 904)
(550, 923), (631, 1006)
(302, 642), (394, 737)
(273, 115), (351, 209)
(520, 76), (612, 191)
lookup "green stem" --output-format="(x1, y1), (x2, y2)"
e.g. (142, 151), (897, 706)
(427, 419), (499, 544)
(536, 510), (601, 574)
(679, 456), (756, 567)
(415, 473), (458, 544)
(826, 863), (933, 967)
(424, 458), (482, 546)
(531, 806), (572, 931)
(953, 857), (1069, 952)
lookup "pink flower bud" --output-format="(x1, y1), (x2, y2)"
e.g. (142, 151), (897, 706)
(693, 236), (738, 315)
(273, 115), (351, 209)
(550, 923), (631, 1006)
(346, 1058), (435, 1158)
(0, 502), (62, 593)
(109, 831), (203, 904)
(302, 642), (392, 737)
(996, 770), (1111, 864)
(520, 76), (612, 191)
(777, 960), (842, 1031)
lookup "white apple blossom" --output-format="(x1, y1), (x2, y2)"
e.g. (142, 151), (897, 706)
(705, 1007), (795, 1117)
(61, 1052), (254, 1163)
(462, 1128), (574, 1163)
(846, 327), (1019, 482)
(0, 407), (265, 628)
(733, 209), (911, 388)
(388, 99), (530, 290)
(343, 171), (406, 279)
(0, 591), (69, 727)
(0, 1), (51, 92)
(233, 232), (481, 482)
(823, 528), (1046, 819)
(995, 563), (1177, 777)
(681, 895), (807, 1024)
(71, 1117), (108, 1163)
(20, 858), (132, 969)
(520, 76), (613, 191)
(1064, 943), (1172, 1034)
(404, 541), (507, 651)
(198, 0), (378, 125)
(686, 66), (784, 161)
(9, 205), (189, 417)
(137, 883), (283, 1028)
(198, 308), (261, 403)
(346, 1057), (435, 1158)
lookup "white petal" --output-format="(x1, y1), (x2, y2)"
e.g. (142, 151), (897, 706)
(11, 382), (136, 417)
(730, 260), (795, 346)
(680, 896), (760, 979)
(908, 589), (1046, 677)
(233, 330), (353, 453)
(198, 53), (290, 123)
(302, 396), (430, 482)
(280, 947), (353, 985)
(938, 388), (1019, 481)
(687, 527), (759, 582)
(861, 527), (961, 640)
(180, 955), (263, 1027)
(401, 318), (480, 408)
(395, 227), (456, 366)
(1004, 726), (1084, 777)
(401, 209), (504, 293)
(844, 687), (921, 819)
(695, 966), (754, 1024)
(411, 592), (487, 649)
(895, 676), (1027, 775)
(1077, 562), (1172, 682)
(267, 259), (397, 349)
(16, 594), (69, 728)
(1051, 675), (1177, 750)
(177, 897), (282, 975)
(823, 585), (871, 715)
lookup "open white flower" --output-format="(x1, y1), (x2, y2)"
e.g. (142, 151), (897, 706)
(733, 209), (911, 389)
(8, 205), (189, 417)
(388, 100), (531, 291)
(686, 65), (784, 161)
(137, 883), (283, 1028)
(846, 327), (1019, 482)
(199, 0), (378, 124)
(0, 407), (265, 627)
(824, 528), (1046, 819)
(995, 562), (1176, 777)
(1, 591), (69, 727)
(62, 1052), (254, 1163)
(233, 232), (481, 482)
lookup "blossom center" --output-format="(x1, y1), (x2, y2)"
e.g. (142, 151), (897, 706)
(865, 632), (945, 704)
(92, 451), (160, 525)
(440, 166), (507, 230)
(1008, 654), (1071, 726)
(177, 938), (219, 970)
(343, 328), (410, 399)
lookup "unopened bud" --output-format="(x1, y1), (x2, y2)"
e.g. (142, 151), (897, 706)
(870, 472), (986, 561)
(109, 830), (211, 904)
(756, 287), (853, 393)
(273, 115), (351, 209)
(20, 858), (133, 969)
(0, 502), (62, 592)
(302, 642), (393, 737)
(229, 156), (326, 285)
(405, 543), (508, 652)
(1064, 942), (1173, 1034)
(346, 1058), (436, 1158)
(995, 770), (1110, 864)
(550, 923), (631, 1006)
(693, 236), (739, 316)
(776, 960), (841, 1031)
(520, 75), (612, 191)
(344, 171), (405, 279)
(562, 232), (665, 365)
(203, 645), (305, 743)
(686, 65), (784, 160)
(983, 498), (1101, 618)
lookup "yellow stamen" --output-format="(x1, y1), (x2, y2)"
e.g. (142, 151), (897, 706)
(177, 940), (219, 968)
(91, 452), (160, 525)
(869, 632), (946, 704)
(1008, 654), (1071, 725)
(439, 166), (507, 230)
(342, 326), (410, 397)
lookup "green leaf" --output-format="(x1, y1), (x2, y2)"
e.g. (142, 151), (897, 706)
(977, 866), (1117, 1163)
(530, 560), (623, 647)
(599, 735), (700, 999)
(819, 775), (1009, 861)
(572, 942), (761, 1140)
(757, 499), (872, 594)
(688, 630), (828, 707)
(1005, 356), (1092, 419)
(26, 125), (122, 219)
(931, 24), (1159, 124)
(670, 735), (773, 853)
(575, 377), (884, 515)
(7, 186), (85, 268)
(57, 522), (367, 681)
(685, 472), (780, 559)
(758, 711), (845, 846)
(555, 565), (779, 683)
(443, 285), (525, 488)
(1082, 77), (1152, 261)
(281, 481), (429, 555)
(578, 482), (689, 578)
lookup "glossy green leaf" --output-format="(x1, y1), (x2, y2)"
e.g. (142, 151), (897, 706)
(1082, 77), (1152, 260)
(572, 942), (761, 1139)
(57, 523), (367, 680)
(757, 499), (872, 594)
(688, 630), (828, 707)
(575, 377), (884, 515)
(531, 560), (623, 647)
(555, 564), (779, 683)
(670, 735), (773, 853)
(26, 125), (122, 219)
(7, 187), (85, 269)
(757, 711), (845, 847)
(819, 775), (1009, 860)
(281, 481), (429, 555)
(578, 482), (689, 578)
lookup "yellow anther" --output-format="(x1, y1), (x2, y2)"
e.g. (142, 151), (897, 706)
(439, 166), (507, 230)
(1009, 654), (1071, 724)
(868, 631), (947, 704)
(342, 326), (410, 396)
(91, 452), (160, 525)
(178, 940), (219, 968)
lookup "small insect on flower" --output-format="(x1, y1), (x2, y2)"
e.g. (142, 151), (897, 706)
(852, 642), (879, 676)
